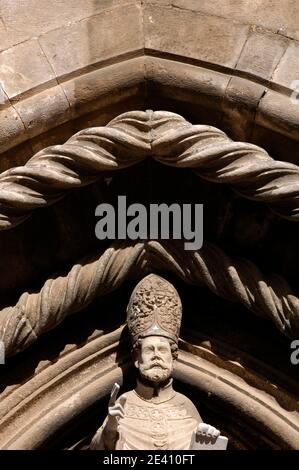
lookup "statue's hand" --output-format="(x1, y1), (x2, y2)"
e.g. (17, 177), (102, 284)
(103, 384), (126, 447)
(106, 395), (126, 433)
(196, 423), (220, 440)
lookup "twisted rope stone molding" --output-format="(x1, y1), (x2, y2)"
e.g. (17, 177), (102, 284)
(1, 240), (299, 358)
(1, 110), (299, 230)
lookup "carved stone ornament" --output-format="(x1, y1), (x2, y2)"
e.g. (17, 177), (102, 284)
(90, 274), (228, 451)
(126, 274), (182, 346)
(0, 111), (298, 450)
(2, 111), (299, 360)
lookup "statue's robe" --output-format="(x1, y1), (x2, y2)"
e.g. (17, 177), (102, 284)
(91, 379), (202, 450)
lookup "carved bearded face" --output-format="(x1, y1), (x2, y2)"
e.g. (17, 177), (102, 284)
(135, 336), (174, 384)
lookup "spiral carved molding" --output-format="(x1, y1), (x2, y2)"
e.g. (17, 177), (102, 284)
(1, 240), (299, 358)
(0, 110), (299, 230)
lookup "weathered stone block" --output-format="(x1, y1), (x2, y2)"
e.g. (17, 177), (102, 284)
(226, 77), (265, 109)
(0, 106), (27, 153)
(144, 5), (250, 67)
(62, 58), (145, 118)
(40, 4), (143, 78)
(14, 85), (70, 138)
(236, 31), (288, 79)
(222, 77), (266, 141)
(146, 0), (299, 40)
(256, 89), (299, 142)
(0, 0), (135, 51)
(271, 41), (299, 89)
(0, 39), (55, 100)
(145, 57), (230, 107)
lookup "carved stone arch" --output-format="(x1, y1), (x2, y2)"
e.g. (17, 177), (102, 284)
(1, 1), (299, 452)
(1, 325), (297, 450)
(1, 1), (299, 172)
(0, 111), (299, 450)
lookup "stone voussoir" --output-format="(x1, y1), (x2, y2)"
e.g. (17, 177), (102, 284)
(61, 57), (145, 119)
(0, 106), (28, 154)
(256, 89), (299, 141)
(145, 57), (230, 112)
(223, 77), (266, 141)
(14, 85), (71, 139)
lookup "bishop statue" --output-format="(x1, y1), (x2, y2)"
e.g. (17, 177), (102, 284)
(90, 274), (227, 450)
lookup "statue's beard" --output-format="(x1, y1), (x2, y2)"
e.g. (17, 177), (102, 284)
(139, 361), (173, 384)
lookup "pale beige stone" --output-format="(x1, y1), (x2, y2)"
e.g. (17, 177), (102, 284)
(236, 31), (288, 79)
(40, 4), (143, 78)
(146, 0), (299, 40)
(223, 77), (266, 140)
(61, 58), (145, 118)
(144, 4), (250, 68)
(0, 0), (137, 51)
(256, 89), (299, 141)
(14, 85), (70, 138)
(271, 41), (299, 88)
(0, 39), (55, 99)
(0, 106), (27, 153)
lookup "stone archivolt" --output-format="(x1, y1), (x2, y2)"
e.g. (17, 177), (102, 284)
(0, 327), (298, 450)
(1, 111), (299, 360)
(1, 111), (299, 231)
(1, 239), (299, 358)
(1, 110), (299, 450)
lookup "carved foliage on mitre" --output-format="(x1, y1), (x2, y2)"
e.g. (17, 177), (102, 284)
(126, 274), (182, 345)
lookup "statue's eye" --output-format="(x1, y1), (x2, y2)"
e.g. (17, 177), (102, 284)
(159, 348), (168, 353)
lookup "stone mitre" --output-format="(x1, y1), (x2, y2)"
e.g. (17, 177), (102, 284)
(126, 274), (182, 346)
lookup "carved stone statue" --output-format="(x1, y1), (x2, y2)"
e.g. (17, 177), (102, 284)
(90, 274), (226, 450)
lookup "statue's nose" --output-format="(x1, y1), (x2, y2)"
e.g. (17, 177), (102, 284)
(152, 350), (162, 359)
